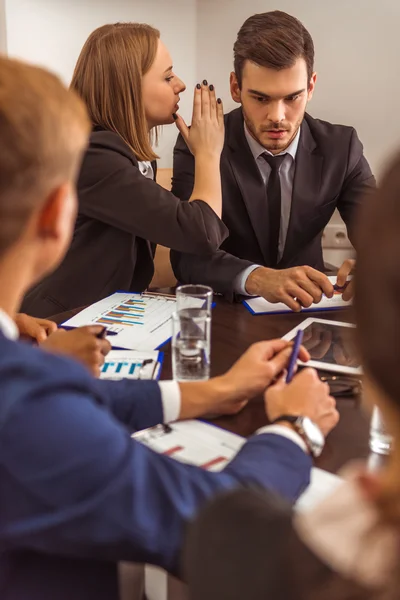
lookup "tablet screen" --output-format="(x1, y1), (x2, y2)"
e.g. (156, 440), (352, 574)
(302, 321), (360, 369)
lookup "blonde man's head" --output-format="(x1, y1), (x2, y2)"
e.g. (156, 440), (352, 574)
(0, 56), (90, 257)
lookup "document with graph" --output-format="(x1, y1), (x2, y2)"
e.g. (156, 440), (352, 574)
(62, 291), (176, 350)
(100, 350), (163, 380)
(133, 420), (343, 510)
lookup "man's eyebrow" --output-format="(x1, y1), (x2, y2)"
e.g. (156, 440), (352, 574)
(247, 88), (306, 99)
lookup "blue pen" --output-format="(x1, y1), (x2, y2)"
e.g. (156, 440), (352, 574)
(59, 325), (118, 337)
(286, 330), (304, 383)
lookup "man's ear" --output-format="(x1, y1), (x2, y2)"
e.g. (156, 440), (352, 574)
(230, 72), (242, 104)
(307, 72), (317, 102)
(36, 182), (74, 240)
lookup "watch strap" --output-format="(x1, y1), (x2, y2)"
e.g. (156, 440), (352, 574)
(269, 414), (300, 426)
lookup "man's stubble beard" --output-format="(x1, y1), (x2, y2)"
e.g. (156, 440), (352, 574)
(243, 107), (306, 153)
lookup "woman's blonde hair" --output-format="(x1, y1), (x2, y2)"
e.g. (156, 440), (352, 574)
(71, 22), (160, 161)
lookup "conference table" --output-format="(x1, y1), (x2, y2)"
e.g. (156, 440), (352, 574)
(52, 294), (374, 600)
(53, 294), (373, 475)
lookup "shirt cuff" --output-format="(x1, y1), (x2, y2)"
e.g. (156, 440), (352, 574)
(233, 264), (262, 295)
(256, 424), (308, 453)
(159, 381), (181, 423)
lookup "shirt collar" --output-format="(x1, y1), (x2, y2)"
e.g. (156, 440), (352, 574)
(0, 308), (19, 340)
(244, 122), (300, 162)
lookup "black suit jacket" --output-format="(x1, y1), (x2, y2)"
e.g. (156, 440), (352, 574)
(22, 129), (227, 317)
(171, 108), (375, 299)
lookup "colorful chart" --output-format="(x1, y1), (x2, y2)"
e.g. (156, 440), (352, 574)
(95, 298), (147, 327)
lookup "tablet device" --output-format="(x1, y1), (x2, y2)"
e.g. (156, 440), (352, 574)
(282, 317), (362, 376)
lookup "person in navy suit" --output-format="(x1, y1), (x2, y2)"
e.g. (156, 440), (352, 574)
(0, 56), (338, 600)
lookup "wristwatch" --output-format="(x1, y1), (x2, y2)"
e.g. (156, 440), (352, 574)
(269, 415), (325, 457)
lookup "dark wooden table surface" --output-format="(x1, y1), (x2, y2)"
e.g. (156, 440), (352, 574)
(52, 296), (371, 475)
(155, 297), (369, 474)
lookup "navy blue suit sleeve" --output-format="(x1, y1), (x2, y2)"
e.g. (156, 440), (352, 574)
(91, 378), (164, 432)
(0, 387), (311, 575)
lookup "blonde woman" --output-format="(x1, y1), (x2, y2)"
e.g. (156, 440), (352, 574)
(185, 154), (400, 600)
(22, 23), (226, 316)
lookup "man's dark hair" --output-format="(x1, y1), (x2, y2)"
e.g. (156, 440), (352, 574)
(233, 11), (315, 87)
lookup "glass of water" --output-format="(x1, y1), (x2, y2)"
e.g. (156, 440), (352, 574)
(369, 406), (393, 455)
(176, 284), (213, 315)
(171, 310), (211, 381)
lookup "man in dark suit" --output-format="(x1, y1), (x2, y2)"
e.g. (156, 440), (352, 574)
(171, 11), (375, 310)
(0, 57), (338, 600)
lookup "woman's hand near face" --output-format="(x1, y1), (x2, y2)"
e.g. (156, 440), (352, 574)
(174, 82), (225, 218)
(174, 82), (224, 158)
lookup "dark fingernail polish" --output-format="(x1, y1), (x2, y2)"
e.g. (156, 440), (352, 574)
(196, 83), (201, 89)
(202, 79), (208, 86)
(172, 112), (177, 120)
(217, 98), (222, 104)
(209, 84), (214, 91)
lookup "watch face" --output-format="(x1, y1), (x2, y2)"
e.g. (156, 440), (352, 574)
(301, 417), (325, 449)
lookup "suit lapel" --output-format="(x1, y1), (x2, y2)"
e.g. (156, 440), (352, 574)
(227, 109), (272, 264)
(279, 118), (323, 266)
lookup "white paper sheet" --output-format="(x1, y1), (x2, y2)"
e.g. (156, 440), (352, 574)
(133, 420), (342, 508)
(244, 276), (351, 315)
(62, 292), (176, 350)
(100, 350), (160, 380)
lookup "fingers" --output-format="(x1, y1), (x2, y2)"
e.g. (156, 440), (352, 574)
(216, 96), (224, 126)
(305, 267), (334, 298)
(86, 325), (106, 337)
(266, 345), (294, 378)
(209, 84), (217, 120)
(286, 282), (314, 309)
(174, 113), (190, 142)
(336, 259), (355, 287)
(297, 345), (311, 362)
(279, 292), (302, 312)
(33, 326), (49, 343)
(201, 80), (210, 118)
(250, 339), (289, 359)
(192, 83), (202, 122)
(342, 280), (354, 302)
(42, 319), (57, 335)
(98, 338), (112, 357)
(296, 278), (324, 304)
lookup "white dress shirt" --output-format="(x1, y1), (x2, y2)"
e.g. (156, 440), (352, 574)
(138, 160), (154, 181)
(234, 125), (301, 295)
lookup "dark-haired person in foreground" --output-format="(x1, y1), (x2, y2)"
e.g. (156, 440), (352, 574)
(172, 11), (375, 310)
(185, 156), (400, 599)
(0, 57), (339, 600)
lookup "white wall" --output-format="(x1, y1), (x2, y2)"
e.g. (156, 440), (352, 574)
(5, 0), (400, 175)
(196, 0), (400, 178)
(5, 0), (197, 167)
(0, 0), (6, 53)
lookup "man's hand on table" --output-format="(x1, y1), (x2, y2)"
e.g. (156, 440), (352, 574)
(177, 339), (310, 420)
(245, 266), (334, 312)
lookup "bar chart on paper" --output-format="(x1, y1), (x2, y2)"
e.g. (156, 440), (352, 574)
(96, 297), (146, 329)
(62, 292), (177, 350)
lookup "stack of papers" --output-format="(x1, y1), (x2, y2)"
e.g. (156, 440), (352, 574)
(62, 292), (176, 350)
(244, 276), (351, 315)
